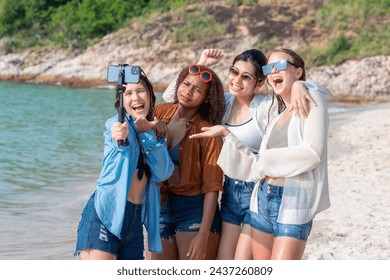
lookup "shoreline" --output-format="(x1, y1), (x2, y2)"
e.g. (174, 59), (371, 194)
(1, 76), (390, 104)
(0, 75), (169, 93)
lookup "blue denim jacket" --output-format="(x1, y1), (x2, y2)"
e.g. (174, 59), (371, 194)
(93, 114), (173, 253)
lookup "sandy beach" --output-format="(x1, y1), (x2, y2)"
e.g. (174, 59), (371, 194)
(303, 101), (390, 260)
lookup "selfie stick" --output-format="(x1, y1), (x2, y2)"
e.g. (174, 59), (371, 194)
(117, 65), (126, 146)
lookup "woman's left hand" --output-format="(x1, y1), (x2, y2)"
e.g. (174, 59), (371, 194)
(290, 81), (317, 118)
(135, 117), (159, 133)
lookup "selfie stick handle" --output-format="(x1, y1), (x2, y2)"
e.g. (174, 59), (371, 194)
(117, 65), (126, 146)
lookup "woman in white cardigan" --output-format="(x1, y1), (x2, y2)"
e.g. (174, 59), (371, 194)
(190, 48), (331, 260)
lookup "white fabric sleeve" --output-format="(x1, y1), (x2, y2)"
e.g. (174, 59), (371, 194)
(302, 81), (332, 100)
(161, 75), (179, 103)
(217, 133), (265, 182)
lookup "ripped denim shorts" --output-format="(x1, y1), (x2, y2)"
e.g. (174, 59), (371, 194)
(74, 192), (144, 259)
(159, 190), (221, 239)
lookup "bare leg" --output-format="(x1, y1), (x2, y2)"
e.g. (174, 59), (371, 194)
(176, 231), (220, 260)
(251, 228), (274, 260)
(217, 222), (241, 260)
(149, 238), (179, 260)
(144, 236), (151, 260)
(234, 223), (253, 260)
(271, 236), (307, 260)
(79, 249), (116, 260)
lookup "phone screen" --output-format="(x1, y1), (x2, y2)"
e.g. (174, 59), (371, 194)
(107, 65), (141, 83)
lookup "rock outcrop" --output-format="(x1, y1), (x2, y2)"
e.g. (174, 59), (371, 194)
(0, 2), (388, 101)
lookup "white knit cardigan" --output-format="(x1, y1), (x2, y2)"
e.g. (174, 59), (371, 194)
(217, 85), (331, 224)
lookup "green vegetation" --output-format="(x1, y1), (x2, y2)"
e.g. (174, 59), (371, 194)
(0, 0), (388, 66)
(303, 0), (389, 65)
(0, 0), (189, 51)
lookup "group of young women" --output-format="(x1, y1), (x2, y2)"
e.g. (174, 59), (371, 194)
(74, 47), (331, 260)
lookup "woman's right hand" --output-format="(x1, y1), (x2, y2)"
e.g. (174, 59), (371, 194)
(189, 125), (230, 139)
(111, 122), (128, 141)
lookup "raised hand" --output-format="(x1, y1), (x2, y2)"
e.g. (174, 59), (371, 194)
(135, 116), (159, 133)
(196, 49), (225, 67)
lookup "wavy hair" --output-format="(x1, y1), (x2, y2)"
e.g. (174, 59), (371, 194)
(174, 65), (225, 125)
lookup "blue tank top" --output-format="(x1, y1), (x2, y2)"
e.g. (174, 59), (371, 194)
(169, 144), (180, 166)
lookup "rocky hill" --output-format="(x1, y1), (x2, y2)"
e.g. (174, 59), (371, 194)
(0, 1), (389, 102)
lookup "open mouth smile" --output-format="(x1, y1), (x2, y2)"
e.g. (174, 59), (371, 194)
(132, 104), (145, 112)
(272, 77), (283, 87)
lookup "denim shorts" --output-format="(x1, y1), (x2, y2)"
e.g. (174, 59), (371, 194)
(74, 192), (144, 260)
(250, 181), (313, 241)
(159, 191), (221, 239)
(220, 176), (254, 226)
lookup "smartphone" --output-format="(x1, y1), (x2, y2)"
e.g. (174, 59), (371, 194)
(107, 64), (141, 83)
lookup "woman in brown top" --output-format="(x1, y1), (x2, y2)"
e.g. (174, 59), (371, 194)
(149, 64), (225, 260)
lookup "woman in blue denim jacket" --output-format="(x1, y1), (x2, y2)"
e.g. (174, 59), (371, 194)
(74, 73), (174, 260)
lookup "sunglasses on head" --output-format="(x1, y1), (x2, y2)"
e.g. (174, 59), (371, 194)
(262, 60), (299, 76)
(229, 66), (255, 82)
(189, 65), (213, 83)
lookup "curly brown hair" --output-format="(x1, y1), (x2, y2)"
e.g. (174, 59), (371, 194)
(173, 65), (225, 125)
(114, 72), (156, 121)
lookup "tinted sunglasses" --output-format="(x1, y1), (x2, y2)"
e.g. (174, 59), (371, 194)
(229, 66), (255, 82)
(189, 65), (212, 83)
(262, 60), (299, 76)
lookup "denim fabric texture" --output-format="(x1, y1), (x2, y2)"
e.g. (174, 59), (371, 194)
(220, 176), (254, 226)
(75, 193), (144, 259)
(159, 191), (221, 239)
(250, 180), (313, 241)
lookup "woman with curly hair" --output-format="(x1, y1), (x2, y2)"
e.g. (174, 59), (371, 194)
(149, 64), (226, 260)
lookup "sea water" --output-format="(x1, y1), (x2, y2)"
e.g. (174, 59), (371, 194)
(0, 81), (164, 259)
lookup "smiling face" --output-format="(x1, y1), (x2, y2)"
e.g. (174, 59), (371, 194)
(266, 52), (303, 96)
(123, 82), (150, 119)
(227, 60), (258, 98)
(176, 74), (209, 109)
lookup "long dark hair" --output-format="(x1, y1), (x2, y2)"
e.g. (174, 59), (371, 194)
(174, 65), (225, 125)
(232, 49), (267, 85)
(114, 71), (156, 121)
